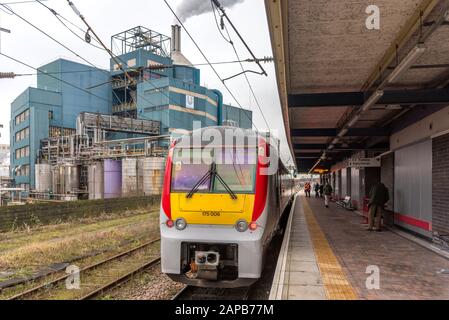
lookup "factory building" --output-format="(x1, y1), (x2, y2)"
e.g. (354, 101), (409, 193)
(110, 26), (252, 136)
(9, 25), (252, 193)
(10, 60), (111, 191)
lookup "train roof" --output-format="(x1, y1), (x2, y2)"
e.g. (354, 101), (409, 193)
(174, 126), (273, 148)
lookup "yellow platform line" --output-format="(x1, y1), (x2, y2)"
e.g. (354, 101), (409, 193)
(303, 198), (358, 300)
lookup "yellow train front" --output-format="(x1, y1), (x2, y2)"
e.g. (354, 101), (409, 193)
(160, 127), (294, 288)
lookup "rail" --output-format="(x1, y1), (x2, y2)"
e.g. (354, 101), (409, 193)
(8, 238), (160, 300)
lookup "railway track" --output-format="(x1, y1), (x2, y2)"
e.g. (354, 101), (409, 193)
(8, 238), (161, 300)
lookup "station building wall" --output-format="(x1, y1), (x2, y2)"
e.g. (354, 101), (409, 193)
(389, 105), (449, 239)
(433, 132), (449, 237)
(393, 139), (432, 238)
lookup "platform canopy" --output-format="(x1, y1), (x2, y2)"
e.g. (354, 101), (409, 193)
(265, 0), (449, 172)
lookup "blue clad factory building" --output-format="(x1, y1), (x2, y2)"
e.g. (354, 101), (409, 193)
(9, 26), (253, 190)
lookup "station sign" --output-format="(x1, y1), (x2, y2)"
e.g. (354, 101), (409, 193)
(348, 158), (380, 168)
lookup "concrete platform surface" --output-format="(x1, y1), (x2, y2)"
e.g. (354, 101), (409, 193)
(270, 194), (449, 300)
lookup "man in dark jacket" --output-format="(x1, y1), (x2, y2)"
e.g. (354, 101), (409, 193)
(368, 182), (390, 232)
(319, 184), (324, 197)
(323, 182), (333, 208)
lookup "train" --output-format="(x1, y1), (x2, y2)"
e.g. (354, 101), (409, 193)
(160, 126), (296, 288)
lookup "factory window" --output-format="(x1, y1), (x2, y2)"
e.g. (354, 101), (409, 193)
(128, 58), (136, 67)
(49, 126), (76, 137)
(143, 105), (168, 112)
(144, 87), (168, 95)
(15, 146), (29, 160)
(15, 109), (30, 126)
(15, 127), (29, 142)
(15, 165), (30, 177)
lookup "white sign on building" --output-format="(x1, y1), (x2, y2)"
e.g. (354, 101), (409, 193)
(186, 95), (195, 109)
(348, 158), (381, 168)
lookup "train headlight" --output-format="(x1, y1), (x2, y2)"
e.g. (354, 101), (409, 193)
(175, 218), (187, 230)
(235, 219), (248, 232)
(249, 221), (258, 231)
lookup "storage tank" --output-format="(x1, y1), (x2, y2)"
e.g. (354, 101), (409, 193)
(61, 164), (79, 200)
(122, 158), (138, 197)
(104, 159), (122, 199)
(35, 164), (52, 192)
(88, 162), (104, 199)
(138, 157), (165, 195)
(51, 165), (61, 194)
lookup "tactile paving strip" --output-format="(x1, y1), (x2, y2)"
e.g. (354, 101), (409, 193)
(303, 199), (358, 300)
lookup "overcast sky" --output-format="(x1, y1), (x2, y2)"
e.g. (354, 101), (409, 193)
(0, 0), (293, 166)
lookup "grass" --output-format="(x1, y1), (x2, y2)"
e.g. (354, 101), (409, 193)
(0, 206), (160, 298)
(26, 242), (161, 300)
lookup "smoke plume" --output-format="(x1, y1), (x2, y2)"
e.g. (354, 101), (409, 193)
(175, 0), (244, 23)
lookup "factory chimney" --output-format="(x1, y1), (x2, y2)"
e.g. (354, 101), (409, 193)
(171, 25), (181, 52)
(170, 24), (192, 67)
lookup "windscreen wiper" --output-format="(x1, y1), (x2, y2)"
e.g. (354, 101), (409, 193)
(186, 162), (237, 200)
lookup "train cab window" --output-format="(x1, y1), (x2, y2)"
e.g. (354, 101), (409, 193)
(171, 148), (212, 192)
(214, 147), (257, 193)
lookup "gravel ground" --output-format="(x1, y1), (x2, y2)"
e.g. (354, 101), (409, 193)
(99, 264), (185, 300)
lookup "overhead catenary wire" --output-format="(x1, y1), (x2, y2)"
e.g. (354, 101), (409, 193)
(65, 0), (206, 128)
(0, 3), (99, 69)
(163, 0), (259, 133)
(0, 0), (47, 4)
(34, 0), (105, 51)
(0, 1), (180, 113)
(8, 58), (273, 78)
(0, 52), (112, 105)
(212, 1), (270, 132)
(211, 0), (267, 77)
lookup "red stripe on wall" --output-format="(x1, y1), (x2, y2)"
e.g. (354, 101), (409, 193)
(394, 212), (431, 231)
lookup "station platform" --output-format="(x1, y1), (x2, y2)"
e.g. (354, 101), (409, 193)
(270, 194), (449, 300)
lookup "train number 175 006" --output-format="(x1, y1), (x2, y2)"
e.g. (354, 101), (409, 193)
(202, 211), (221, 217)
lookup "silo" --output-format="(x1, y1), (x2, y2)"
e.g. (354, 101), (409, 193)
(62, 164), (79, 200)
(104, 159), (122, 199)
(122, 158), (138, 197)
(35, 164), (52, 192)
(138, 157), (165, 195)
(51, 165), (61, 194)
(88, 162), (104, 199)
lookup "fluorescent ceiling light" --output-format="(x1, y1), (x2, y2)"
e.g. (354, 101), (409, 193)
(347, 114), (361, 127)
(338, 128), (349, 137)
(386, 45), (426, 84)
(385, 104), (402, 110)
(361, 90), (384, 112)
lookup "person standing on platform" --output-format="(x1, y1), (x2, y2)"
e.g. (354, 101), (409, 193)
(367, 182), (390, 232)
(304, 182), (311, 197)
(323, 182), (333, 208)
(319, 184), (324, 198)
(314, 182), (320, 198)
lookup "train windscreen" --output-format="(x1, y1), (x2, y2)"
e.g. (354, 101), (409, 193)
(214, 148), (257, 193)
(171, 148), (212, 192)
(171, 147), (257, 193)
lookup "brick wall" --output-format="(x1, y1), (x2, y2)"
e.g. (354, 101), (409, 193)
(433, 133), (449, 236)
(0, 196), (160, 232)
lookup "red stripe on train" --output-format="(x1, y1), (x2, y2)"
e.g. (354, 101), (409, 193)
(252, 137), (269, 222)
(394, 212), (431, 231)
(161, 146), (174, 219)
